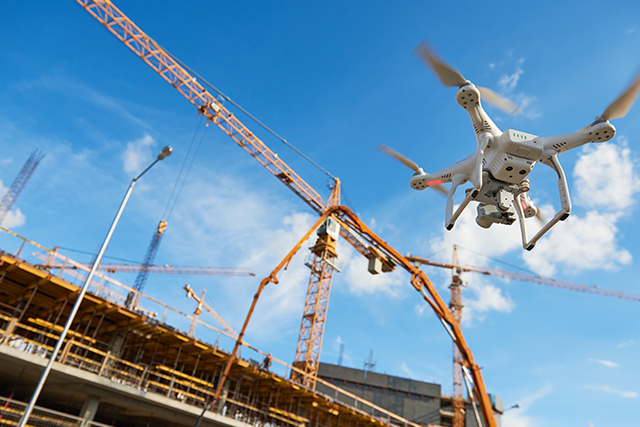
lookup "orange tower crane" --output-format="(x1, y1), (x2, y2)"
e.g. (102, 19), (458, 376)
(449, 246), (465, 427)
(405, 253), (640, 303)
(184, 284), (238, 339)
(74, 0), (364, 390)
(76, 4), (499, 426)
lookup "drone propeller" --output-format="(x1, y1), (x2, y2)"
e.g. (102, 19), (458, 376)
(377, 144), (421, 172)
(599, 68), (640, 121)
(414, 41), (522, 116)
(377, 144), (447, 195)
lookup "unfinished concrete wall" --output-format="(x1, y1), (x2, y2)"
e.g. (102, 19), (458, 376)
(317, 363), (441, 425)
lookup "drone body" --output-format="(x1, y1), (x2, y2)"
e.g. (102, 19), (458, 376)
(380, 42), (639, 250)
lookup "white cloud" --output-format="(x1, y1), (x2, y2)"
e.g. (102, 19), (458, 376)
(429, 203), (522, 261)
(339, 241), (406, 297)
(588, 358), (620, 368)
(498, 58), (525, 92)
(0, 180), (26, 228)
(1, 208), (26, 228)
(514, 92), (541, 120)
(502, 384), (553, 427)
(122, 134), (155, 174)
(585, 384), (638, 398)
(415, 302), (430, 316)
(573, 140), (640, 211)
(400, 362), (414, 378)
(522, 210), (632, 276)
(618, 340), (635, 348)
(462, 281), (514, 326)
(428, 204), (519, 325)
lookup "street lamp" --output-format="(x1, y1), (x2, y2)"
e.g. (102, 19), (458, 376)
(18, 146), (173, 427)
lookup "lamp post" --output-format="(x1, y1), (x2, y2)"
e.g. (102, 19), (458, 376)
(18, 146), (173, 427)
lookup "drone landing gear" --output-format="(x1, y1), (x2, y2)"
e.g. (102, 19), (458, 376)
(515, 155), (571, 251)
(445, 176), (478, 230)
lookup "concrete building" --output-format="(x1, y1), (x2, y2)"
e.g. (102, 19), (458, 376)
(317, 363), (501, 427)
(0, 247), (426, 427)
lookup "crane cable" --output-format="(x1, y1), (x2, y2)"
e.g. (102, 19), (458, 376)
(154, 41), (338, 183)
(162, 117), (208, 222)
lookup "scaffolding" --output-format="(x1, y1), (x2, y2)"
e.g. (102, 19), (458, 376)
(0, 231), (423, 427)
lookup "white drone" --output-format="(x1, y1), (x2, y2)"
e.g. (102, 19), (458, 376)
(380, 41), (640, 251)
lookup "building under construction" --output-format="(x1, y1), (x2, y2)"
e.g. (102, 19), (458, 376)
(0, 2), (513, 427)
(0, 232), (498, 427)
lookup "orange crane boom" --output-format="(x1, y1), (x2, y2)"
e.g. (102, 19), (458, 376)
(405, 254), (640, 302)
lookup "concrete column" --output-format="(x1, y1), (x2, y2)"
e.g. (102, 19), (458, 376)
(214, 380), (230, 414)
(79, 395), (101, 427)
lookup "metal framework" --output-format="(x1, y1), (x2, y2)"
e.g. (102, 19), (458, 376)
(406, 255), (640, 302)
(184, 284), (238, 338)
(0, 150), (44, 226)
(132, 219), (167, 295)
(450, 246), (465, 427)
(211, 206), (498, 427)
(92, 263), (255, 276)
(292, 182), (341, 389)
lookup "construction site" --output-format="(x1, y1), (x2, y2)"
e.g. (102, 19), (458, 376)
(1, 1), (639, 427)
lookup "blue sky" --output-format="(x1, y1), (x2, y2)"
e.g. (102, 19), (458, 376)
(2, 1), (640, 426)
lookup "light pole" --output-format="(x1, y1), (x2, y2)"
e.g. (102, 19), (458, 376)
(18, 146), (173, 427)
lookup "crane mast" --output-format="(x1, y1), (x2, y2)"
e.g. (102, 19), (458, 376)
(125, 219), (167, 308)
(184, 284), (238, 339)
(450, 246), (465, 427)
(0, 150), (44, 226)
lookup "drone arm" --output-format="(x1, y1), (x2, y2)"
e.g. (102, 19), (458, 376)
(515, 155), (571, 250)
(538, 121), (615, 155)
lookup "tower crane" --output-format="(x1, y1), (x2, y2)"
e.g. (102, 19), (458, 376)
(407, 247), (640, 427)
(405, 252), (640, 302)
(75, 0), (367, 390)
(0, 150), (44, 226)
(125, 219), (167, 308)
(183, 284), (238, 339)
(76, 3), (500, 425)
(40, 260), (255, 276)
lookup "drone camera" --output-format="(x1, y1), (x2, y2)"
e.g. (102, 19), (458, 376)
(497, 189), (514, 211)
(476, 203), (516, 229)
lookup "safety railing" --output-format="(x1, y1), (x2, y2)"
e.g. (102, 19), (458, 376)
(0, 229), (419, 427)
(0, 396), (114, 427)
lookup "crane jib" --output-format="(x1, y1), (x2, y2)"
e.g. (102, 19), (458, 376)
(76, 0), (325, 215)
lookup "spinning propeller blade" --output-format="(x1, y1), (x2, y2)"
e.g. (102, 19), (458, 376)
(377, 144), (447, 195)
(414, 40), (522, 116)
(600, 68), (640, 121)
(478, 87), (522, 116)
(377, 144), (420, 172)
(414, 41), (467, 87)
